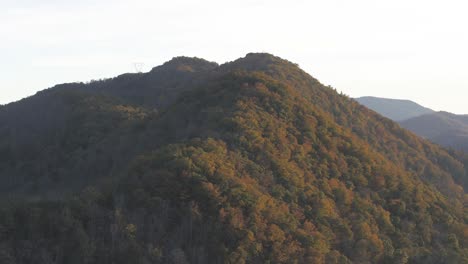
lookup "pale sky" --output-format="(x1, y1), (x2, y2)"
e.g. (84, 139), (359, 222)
(1, 0), (467, 113)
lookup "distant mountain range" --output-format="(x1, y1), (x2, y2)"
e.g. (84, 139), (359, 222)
(356, 96), (468, 151)
(355, 96), (434, 121)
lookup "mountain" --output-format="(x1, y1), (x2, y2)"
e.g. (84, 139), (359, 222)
(0, 53), (467, 264)
(355, 96), (434, 121)
(355, 97), (468, 152)
(0, 57), (219, 198)
(400, 112), (468, 150)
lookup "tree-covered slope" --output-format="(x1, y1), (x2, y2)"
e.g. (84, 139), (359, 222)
(0, 54), (466, 263)
(0, 88), (153, 198)
(0, 56), (217, 198)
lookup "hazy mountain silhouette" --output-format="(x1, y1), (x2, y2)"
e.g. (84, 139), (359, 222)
(356, 96), (468, 153)
(355, 96), (434, 121)
(400, 111), (468, 150)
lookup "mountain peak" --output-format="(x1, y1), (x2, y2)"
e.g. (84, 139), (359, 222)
(224, 52), (294, 70)
(152, 56), (218, 73)
(244, 52), (278, 60)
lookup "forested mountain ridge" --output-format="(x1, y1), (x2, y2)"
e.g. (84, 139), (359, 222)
(0, 53), (467, 263)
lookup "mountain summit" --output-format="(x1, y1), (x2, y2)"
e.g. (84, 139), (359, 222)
(0, 54), (466, 263)
(152, 56), (218, 73)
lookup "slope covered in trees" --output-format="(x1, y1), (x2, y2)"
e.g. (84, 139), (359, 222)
(0, 54), (467, 263)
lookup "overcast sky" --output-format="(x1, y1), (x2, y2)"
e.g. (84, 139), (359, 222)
(1, 0), (467, 113)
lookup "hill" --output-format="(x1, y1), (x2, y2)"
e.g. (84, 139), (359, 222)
(400, 112), (468, 151)
(355, 96), (434, 121)
(355, 96), (468, 152)
(0, 53), (467, 263)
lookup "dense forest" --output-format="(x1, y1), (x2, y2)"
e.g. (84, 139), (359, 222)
(0, 53), (467, 263)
